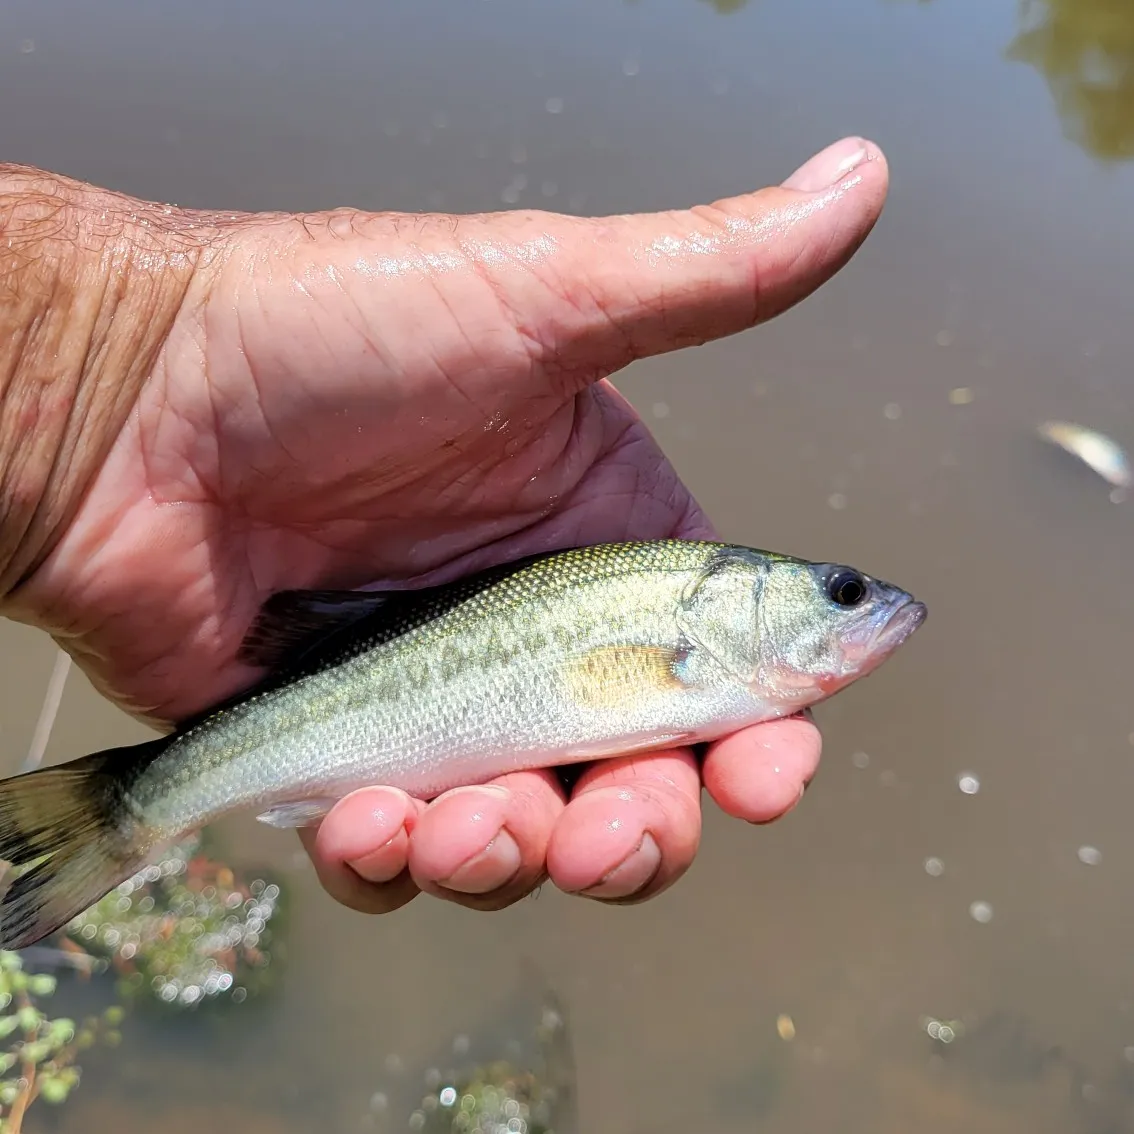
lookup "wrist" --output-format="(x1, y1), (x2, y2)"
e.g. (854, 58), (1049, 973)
(0, 165), (205, 599)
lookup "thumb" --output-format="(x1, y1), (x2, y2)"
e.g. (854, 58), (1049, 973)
(487, 136), (888, 383)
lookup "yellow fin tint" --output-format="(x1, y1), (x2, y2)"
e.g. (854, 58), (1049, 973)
(561, 645), (686, 710)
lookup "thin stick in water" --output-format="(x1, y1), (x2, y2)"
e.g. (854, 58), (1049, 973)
(22, 649), (72, 773)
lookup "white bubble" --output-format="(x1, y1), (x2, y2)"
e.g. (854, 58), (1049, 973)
(924, 857), (944, 877)
(1078, 845), (1102, 865)
(370, 1093), (388, 1112)
(545, 96), (564, 114)
(439, 1087), (457, 1107)
(19, 39), (35, 54)
(622, 57), (640, 77)
(827, 492), (847, 510)
(883, 402), (902, 420)
(652, 401), (670, 419)
(851, 751), (870, 769)
(969, 901), (993, 923)
(958, 773), (981, 795)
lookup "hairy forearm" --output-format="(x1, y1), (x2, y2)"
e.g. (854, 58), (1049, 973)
(0, 165), (203, 597)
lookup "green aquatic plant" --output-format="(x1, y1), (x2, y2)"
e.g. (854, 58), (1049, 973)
(0, 949), (123, 1134)
(65, 832), (287, 1011)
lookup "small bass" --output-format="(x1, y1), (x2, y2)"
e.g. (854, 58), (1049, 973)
(0, 540), (926, 948)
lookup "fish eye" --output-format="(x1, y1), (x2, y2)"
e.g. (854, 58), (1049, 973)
(826, 568), (869, 607)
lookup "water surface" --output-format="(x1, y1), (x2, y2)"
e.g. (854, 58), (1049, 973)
(1, 0), (1133, 1130)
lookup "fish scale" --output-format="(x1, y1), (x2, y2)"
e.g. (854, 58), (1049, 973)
(0, 539), (925, 949)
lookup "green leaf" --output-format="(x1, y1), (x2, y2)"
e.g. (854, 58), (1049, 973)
(19, 1040), (50, 1064)
(102, 1005), (125, 1026)
(0, 1084), (18, 1105)
(16, 1006), (41, 1031)
(38, 1075), (71, 1104)
(27, 975), (56, 998)
(105, 1030), (122, 1047)
(0, 1016), (20, 1039)
(0, 1055), (14, 1074)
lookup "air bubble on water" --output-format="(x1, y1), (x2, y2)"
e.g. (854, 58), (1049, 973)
(384, 1053), (405, 1076)
(969, 901), (993, 923)
(958, 773), (981, 795)
(409, 1111), (426, 1130)
(924, 857), (944, 877)
(883, 402), (902, 420)
(1124, 1046), (1134, 1063)
(19, 39), (34, 54)
(709, 76), (729, 96)
(369, 1093), (388, 1112)
(949, 387), (974, 405)
(935, 330), (954, 347)
(545, 96), (564, 114)
(1078, 845), (1102, 865)
(431, 111), (449, 130)
(622, 57), (640, 77)
(652, 401), (670, 419)
(439, 1087), (457, 1107)
(452, 1033), (470, 1057)
(827, 493), (847, 510)
(879, 769), (898, 788)
(510, 143), (528, 165)
(540, 180), (558, 198)
(1111, 488), (1126, 504)
(851, 751), (870, 769)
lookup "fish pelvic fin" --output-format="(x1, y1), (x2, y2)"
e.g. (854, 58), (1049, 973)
(0, 743), (163, 951)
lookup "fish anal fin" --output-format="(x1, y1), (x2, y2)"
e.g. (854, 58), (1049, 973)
(255, 799), (339, 829)
(562, 645), (689, 711)
(238, 589), (392, 670)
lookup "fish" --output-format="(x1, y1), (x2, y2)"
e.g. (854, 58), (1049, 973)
(0, 539), (926, 949)
(1037, 420), (1131, 490)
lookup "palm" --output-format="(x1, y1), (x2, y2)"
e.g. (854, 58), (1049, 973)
(33, 212), (712, 725)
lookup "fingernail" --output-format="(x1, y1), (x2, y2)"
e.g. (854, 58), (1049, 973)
(440, 829), (522, 895)
(580, 832), (662, 900)
(782, 137), (869, 193)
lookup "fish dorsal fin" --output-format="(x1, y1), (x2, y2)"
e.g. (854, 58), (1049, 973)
(237, 589), (394, 670)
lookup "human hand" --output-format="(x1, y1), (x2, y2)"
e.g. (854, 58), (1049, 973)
(1, 135), (887, 912)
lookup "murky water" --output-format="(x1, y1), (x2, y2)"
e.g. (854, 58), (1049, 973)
(1, 0), (1133, 1129)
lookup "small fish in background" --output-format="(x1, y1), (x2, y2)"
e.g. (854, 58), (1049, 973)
(0, 540), (926, 950)
(1037, 421), (1130, 498)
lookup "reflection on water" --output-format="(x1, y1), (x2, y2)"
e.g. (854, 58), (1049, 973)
(0, 0), (1133, 1130)
(1008, 0), (1134, 162)
(903, 0), (1134, 163)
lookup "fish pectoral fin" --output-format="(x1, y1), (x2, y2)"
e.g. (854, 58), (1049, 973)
(238, 589), (394, 670)
(561, 645), (690, 710)
(255, 799), (340, 829)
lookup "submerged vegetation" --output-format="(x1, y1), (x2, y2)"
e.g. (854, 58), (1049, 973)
(0, 831), (287, 1130)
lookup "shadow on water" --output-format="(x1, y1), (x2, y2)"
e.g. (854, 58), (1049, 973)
(1, 0), (1134, 1129)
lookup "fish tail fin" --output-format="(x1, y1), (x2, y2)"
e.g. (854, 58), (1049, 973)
(0, 743), (164, 950)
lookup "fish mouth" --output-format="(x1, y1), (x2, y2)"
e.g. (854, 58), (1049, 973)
(871, 598), (928, 658)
